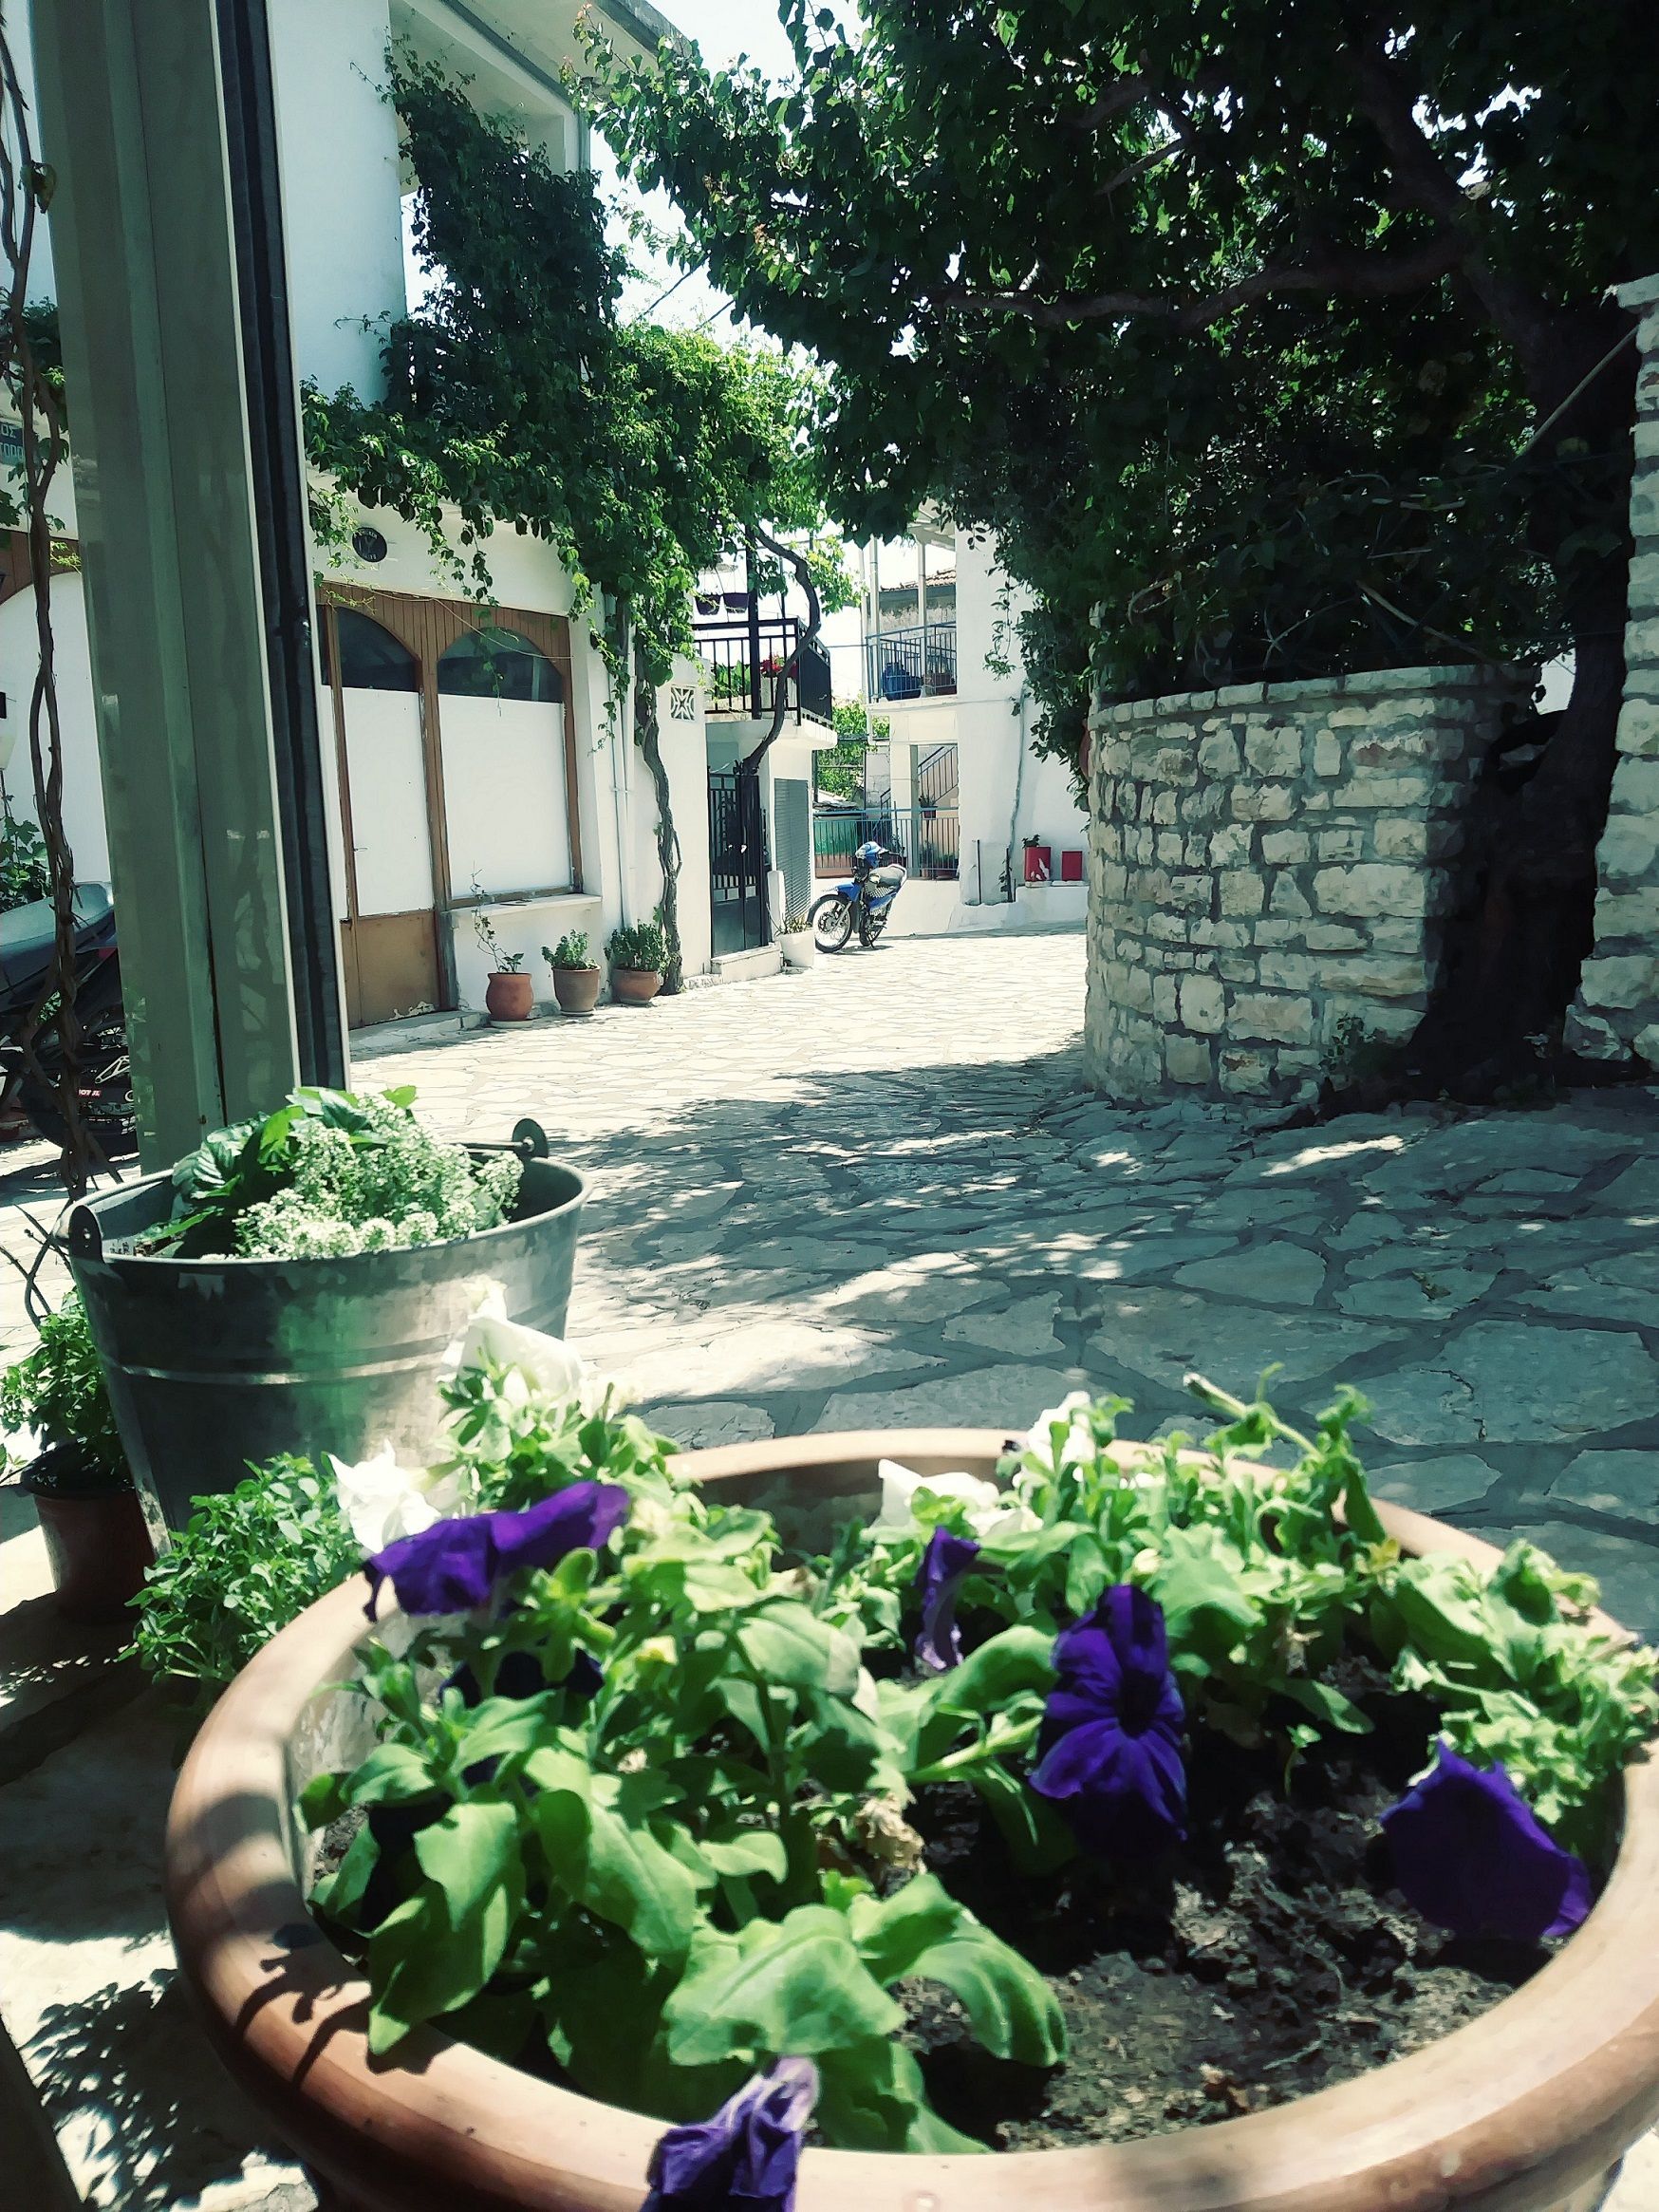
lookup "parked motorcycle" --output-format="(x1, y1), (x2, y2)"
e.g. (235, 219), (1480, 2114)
(808, 839), (908, 952)
(0, 886), (136, 1156)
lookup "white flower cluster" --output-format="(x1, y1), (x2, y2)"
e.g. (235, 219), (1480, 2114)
(234, 1096), (522, 1260)
(870, 1393), (1141, 1544)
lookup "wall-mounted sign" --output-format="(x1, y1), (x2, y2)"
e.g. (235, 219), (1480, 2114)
(352, 525), (388, 564)
(0, 421), (24, 469)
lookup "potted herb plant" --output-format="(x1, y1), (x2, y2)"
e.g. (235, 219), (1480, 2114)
(606, 914), (668, 1004)
(473, 905), (533, 1021)
(64, 1086), (585, 1529)
(166, 1365), (1659, 2212)
(543, 930), (602, 1016)
(778, 909), (815, 969)
(1, 1293), (152, 1622)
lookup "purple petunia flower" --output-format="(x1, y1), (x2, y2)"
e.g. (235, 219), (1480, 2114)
(644, 2056), (818, 2212)
(363, 1481), (629, 1620)
(1381, 1740), (1593, 1943)
(915, 1527), (980, 1672)
(1028, 1584), (1186, 1859)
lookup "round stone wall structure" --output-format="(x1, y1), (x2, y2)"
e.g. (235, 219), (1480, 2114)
(1085, 664), (1533, 1101)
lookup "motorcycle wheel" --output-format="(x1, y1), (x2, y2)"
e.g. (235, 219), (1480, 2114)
(19, 1015), (139, 1159)
(809, 894), (856, 952)
(859, 907), (891, 947)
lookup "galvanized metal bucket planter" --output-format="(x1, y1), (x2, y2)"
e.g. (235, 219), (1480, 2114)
(65, 1121), (585, 1543)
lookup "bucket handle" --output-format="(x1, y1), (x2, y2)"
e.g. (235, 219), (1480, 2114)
(468, 1118), (550, 1163)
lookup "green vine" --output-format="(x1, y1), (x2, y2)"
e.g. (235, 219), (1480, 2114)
(302, 53), (844, 986)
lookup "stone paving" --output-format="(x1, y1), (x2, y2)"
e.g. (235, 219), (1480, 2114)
(2, 927), (1659, 2206)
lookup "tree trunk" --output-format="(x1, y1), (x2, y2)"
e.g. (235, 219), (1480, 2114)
(632, 637), (685, 994)
(1368, 301), (1637, 1103)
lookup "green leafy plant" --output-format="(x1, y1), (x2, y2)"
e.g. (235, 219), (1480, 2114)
(0, 805), (49, 911)
(471, 902), (524, 975)
(606, 915), (668, 974)
(146, 1085), (521, 1261)
(780, 910), (811, 935)
(130, 1455), (358, 1692)
(0, 1292), (129, 1493)
(544, 931), (594, 971)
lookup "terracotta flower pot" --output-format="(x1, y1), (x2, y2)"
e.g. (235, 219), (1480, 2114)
(551, 966), (602, 1015)
(25, 1451), (154, 1624)
(610, 966), (662, 1005)
(484, 971), (534, 1022)
(165, 1430), (1659, 2212)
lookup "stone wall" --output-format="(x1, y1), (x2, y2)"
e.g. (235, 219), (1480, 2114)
(1567, 271), (1659, 1070)
(1085, 665), (1532, 1101)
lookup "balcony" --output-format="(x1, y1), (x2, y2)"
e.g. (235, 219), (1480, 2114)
(696, 612), (833, 726)
(866, 622), (957, 703)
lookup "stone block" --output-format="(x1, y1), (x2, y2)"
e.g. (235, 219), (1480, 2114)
(1208, 825), (1252, 868)
(1593, 885), (1659, 940)
(1146, 911), (1189, 942)
(1258, 951), (1317, 992)
(1216, 1047), (1277, 1095)
(1094, 863), (1128, 902)
(1165, 1033), (1214, 1086)
(1316, 827), (1366, 861)
(1337, 773), (1434, 810)
(1151, 788), (1181, 825)
(1564, 1003), (1630, 1059)
(1244, 727), (1304, 778)
(1252, 920), (1302, 944)
(1229, 991), (1315, 1044)
(1578, 953), (1659, 1009)
(1180, 973), (1226, 1032)
(1372, 818), (1431, 861)
(1598, 815), (1659, 885)
(1303, 922), (1367, 951)
(1231, 783), (1296, 822)
(1220, 871), (1267, 917)
(1156, 830), (1186, 865)
(1313, 863), (1431, 918)
(1183, 783), (1228, 824)
(1269, 872), (1313, 920)
(1218, 953), (1258, 984)
(1198, 728), (1241, 778)
(1117, 965), (1154, 1014)
(1635, 1023), (1659, 1068)
(1611, 757), (1659, 814)
(1314, 732), (1343, 778)
(1618, 699), (1659, 757)
(1187, 918), (1251, 948)
(1315, 953), (1430, 999)
(1260, 830), (1311, 865)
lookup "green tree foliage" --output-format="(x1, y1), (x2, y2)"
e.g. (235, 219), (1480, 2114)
(588, 1), (1658, 1073)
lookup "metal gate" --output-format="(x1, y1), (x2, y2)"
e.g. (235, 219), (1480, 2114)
(708, 767), (772, 954)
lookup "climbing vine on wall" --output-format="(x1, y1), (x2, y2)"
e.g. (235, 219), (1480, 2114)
(303, 56), (845, 987)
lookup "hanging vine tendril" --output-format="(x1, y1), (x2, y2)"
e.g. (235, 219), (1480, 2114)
(0, 7), (98, 1193)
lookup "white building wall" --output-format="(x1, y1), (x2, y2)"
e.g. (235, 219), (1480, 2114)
(268, 0), (406, 398)
(873, 529), (1088, 936)
(0, 574), (106, 880)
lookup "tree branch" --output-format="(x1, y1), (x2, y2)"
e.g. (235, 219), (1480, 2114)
(933, 228), (1464, 333)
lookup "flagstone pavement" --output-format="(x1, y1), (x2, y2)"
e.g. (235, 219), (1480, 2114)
(2, 925), (1659, 2208)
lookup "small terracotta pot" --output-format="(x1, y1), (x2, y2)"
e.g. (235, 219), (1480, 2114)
(610, 966), (662, 1005)
(484, 971), (534, 1022)
(551, 966), (602, 1016)
(28, 1463), (155, 1624)
(165, 1432), (1659, 2212)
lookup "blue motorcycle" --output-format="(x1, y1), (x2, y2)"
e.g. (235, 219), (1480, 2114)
(808, 839), (908, 952)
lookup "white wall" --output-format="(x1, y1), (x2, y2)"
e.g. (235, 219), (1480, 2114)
(0, 574), (107, 881)
(629, 656), (713, 981)
(269, 0), (406, 398)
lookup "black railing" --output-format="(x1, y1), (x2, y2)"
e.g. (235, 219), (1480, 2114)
(696, 615), (833, 725)
(813, 804), (960, 882)
(866, 622), (957, 703)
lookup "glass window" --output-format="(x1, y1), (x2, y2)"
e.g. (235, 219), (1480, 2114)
(325, 607), (419, 693)
(437, 625), (562, 704)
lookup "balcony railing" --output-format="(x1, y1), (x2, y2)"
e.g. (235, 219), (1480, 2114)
(812, 802), (960, 882)
(867, 622), (957, 703)
(696, 614), (833, 725)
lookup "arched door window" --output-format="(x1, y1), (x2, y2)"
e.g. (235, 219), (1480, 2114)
(323, 606), (419, 692)
(437, 625), (561, 703)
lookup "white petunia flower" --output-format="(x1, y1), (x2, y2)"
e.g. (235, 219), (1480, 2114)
(329, 1440), (475, 1555)
(873, 1456), (1039, 1542)
(1023, 1390), (1098, 1474)
(442, 1285), (586, 1400)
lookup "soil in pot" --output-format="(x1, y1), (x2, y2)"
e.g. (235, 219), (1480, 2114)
(485, 972), (535, 1022)
(905, 1696), (1542, 2152)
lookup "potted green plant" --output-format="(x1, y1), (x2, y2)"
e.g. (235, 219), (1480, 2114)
(606, 913), (668, 1004)
(1, 1292), (152, 1622)
(472, 905), (533, 1021)
(778, 908), (815, 969)
(165, 1366), (1659, 2212)
(64, 1085), (585, 1528)
(543, 930), (602, 1015)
